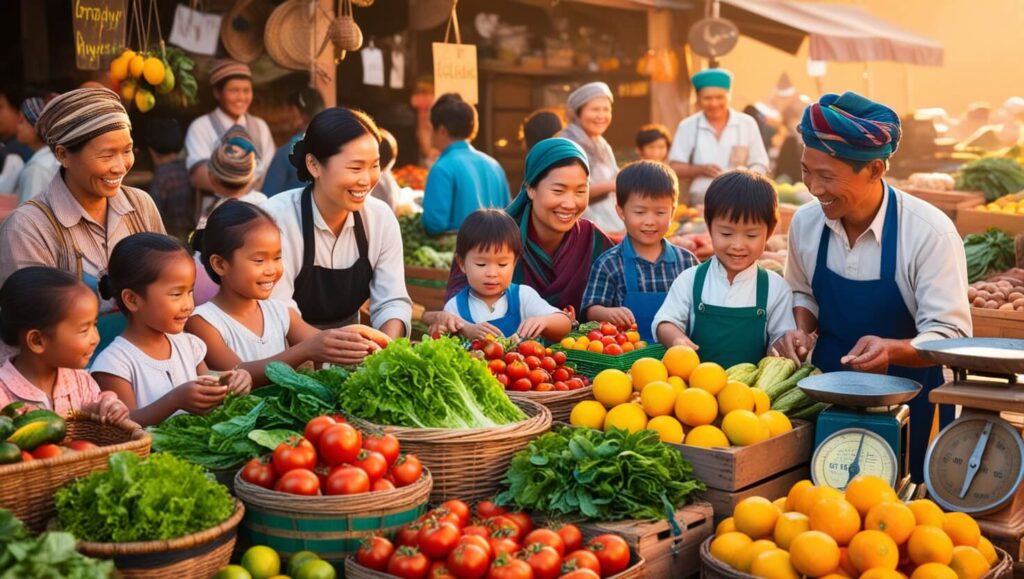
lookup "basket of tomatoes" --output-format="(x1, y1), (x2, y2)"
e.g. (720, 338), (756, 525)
(233, 415), (432, 564)
(556, 323), (667, 378)
(469, 337), (593, 423)
(346, 500), (645, 579)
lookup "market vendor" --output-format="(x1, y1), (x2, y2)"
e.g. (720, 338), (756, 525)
(668, 69), (769, 206)
(446, 137), (614, 318)
(0, 88), (166, 356)
(263, 107), (411, 345)
(777, 91), (972, 482)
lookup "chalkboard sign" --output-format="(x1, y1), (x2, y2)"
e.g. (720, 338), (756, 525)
(73, 0), (128, 70)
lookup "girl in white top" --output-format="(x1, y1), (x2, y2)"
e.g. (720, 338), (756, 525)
(186, 201), (370, 386)
(92, 233), (252, 426)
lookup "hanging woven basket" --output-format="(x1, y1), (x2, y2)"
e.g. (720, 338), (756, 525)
(317, 0), (362, 62)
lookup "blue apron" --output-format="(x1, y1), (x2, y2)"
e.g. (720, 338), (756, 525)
(456, 284), (523, 337)
(621, 238), (670, 343)
(810, 185), (950, 482)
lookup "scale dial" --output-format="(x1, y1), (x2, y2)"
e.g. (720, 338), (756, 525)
(925, 416), (1024, 515)
(812, 428), (898, 490)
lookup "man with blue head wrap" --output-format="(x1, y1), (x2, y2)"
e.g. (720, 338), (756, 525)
(777, 91), (972, 484)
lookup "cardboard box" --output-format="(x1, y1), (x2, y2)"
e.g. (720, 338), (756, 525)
(700, 464), (810, 526)
(971, 307), (1024, 339)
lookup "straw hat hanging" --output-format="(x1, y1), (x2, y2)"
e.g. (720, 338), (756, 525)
(318, 0), (362, 63)
(221, 0), (274, 63)
(265, 0), (333, 71)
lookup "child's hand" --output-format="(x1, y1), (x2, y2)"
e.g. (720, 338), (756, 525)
(516, 317), (548, 339)
(462, 322), (503, 340)
(427, 312), (466, 337)
(94, 392), (130, 424)
(773, 329), (816, 364)
(312, 329), (377, 365)
(605, 307), (636, 329)
(175, 377), (229, 415)
(222, 369), (253, 396)
(672, 336), (700, 350)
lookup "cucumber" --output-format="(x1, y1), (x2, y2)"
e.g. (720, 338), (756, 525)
(0, 442), (21, 464)
(7, 417), (67, 451)
(0, 416), (13, 440)
(772, 386), (814, 414)
(790, 402), (830, 420)
(1, 402), (24, 418)
(763, 364), (815, 402)
(13, 409), (63, 429)
(754, 357), (797, 393)
(726, 363), (759, 386)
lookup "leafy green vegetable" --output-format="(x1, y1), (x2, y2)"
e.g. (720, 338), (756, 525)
(400, 214), (456, 268)
(497, 427), (705, 521)
(964, 228), (1016, 282)
(0, 509), (112, 579)
(955, 157), (1024, 202)
(55, 452), (235, 543)
(337, 337), (526, 428)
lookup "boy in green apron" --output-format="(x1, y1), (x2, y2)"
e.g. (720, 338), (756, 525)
(652, 170), (811, 367)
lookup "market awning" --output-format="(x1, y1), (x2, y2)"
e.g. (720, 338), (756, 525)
(719, 0), (944, 66)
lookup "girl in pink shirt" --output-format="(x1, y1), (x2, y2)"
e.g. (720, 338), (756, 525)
(0, 267), (128, 422)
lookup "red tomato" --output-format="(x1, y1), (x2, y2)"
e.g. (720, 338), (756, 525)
(459, 534), (493, 558)
(363, 433), (401, 466)
(524, 356), (541, 370)
(559, 571), (600, 579)
(586, 330), (604, 342)
(615, 334), (628, 345)
(587, 535), (630, 576)
(303, 415), (337, 447)
(391, 453), (423, 487)
(524, 529), (565, 556)
(525, 544), (562, 579)
(482, 341), (505, 360)
(504, 352), (523, 365)
(518, 340), (545, 358)
(487, 516), (521, 541)
(418, 521), (461, 559)
(65, 440), (98, 451)
(566, 378), (584, 390)
(325, 465), (370, 495)
(488, 359), (507, 375)
(535, 383), (554, 392)
(272, 436), (317, 474)
(540, 356), (557, 372)
(527, 369), (550, 386)
(604, 344), (624, 356)
(447, 543), (491, 579)
(372, 478), (396, 492)
(600, 336), (616, 347)
(487, 537), (521, 558)
(506, 512), (534, 539)
(441, 500), (471, 525)
(562, 550), (601, 576)
(432, 509), (465, 528)
(487, 555), (533, 579)
(477, 500), (508, 519)
(430, 561), (458, 579)
(388, 546), (431, 579)
(496, 374), (510, 388)
(32, 444), (64, 459)
(353, 450), (388, 482)
(551, 368), (570, 382)
(463, 525), (491, 540)
(19, 451), (32, 462)
(556, 525), (583, 553)
(318, 423), (362, 466)
(506, 361), (530, 381)
(565, 366), (576, 377)
(397, 522), (425, 547)
(357, 536), (395, 571)
(330, 414), (348, 424)
(554, 382), (569, 391)
(241, 457), (277, 489)
(274, 468), (320, 495)
(510, 378), (533, 392)
(552, 351), (567, 365)
(314, 464), (332, 489)
(600, 323), (617, 336)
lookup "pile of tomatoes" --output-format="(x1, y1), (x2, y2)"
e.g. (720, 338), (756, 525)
(558, 323), (648, 356)
(470, 338), (590, 393)
(18, 439), (98, 461)
(356, 500), (632, 579)
(240, 415), (423, 496)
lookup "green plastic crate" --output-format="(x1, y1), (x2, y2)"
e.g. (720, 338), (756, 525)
(563, 344), (667, 377)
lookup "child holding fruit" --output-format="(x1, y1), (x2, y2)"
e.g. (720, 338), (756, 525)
(581, 161), (698, 341)
(426, 209), (571, 341)
(652, 170), (811, 367)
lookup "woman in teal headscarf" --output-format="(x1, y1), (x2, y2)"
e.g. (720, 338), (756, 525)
(446, 138), (614, 316)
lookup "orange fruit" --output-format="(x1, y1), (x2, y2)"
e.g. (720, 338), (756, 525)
(907, 500), (946, 527)
(976, 537), (998, 566)
(621, 341), (635, 353)
(734, 496), (780, 540)
(685, 425), (730, 448)
(942, 512), (981, 547)
(674, 388), (718, 426)
(142, 56), (166, 85)
(908, 525), (954, 566)
(710, 531), (753, 570)
(810, 498), (861, 545)
(588, 340), (605, 353)
(736, 539), (778, 574)
(773, 512), (810, 550)
(797, 485), (843, 516)
(860, 570), (907, 579)
(910, 563), (958, 579)
(689, 362), (728, 395)
(865, 502), (917, 545)
(845, 475), (899, 518)
(837, 546), (858, 577)
(662, 345), (700, 379)
(790, 531), (840, 577)
(786, 480), (814, 512)
(716, 517), (737, 535)
(820, 575), (850, 579)
(750, 548), (800, 579)
(752, 388), (771, 414)
(849, 530), (900, 572)
(629, 357), (668, 391)
(949, 545), (991, 579)
(772, 497), (788, 513)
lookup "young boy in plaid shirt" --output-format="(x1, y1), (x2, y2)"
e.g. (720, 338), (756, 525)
(581, 161), (698, 340)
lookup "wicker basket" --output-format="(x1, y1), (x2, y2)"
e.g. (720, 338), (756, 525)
(345, 552), (645, 578)
(563, 344), (667, 378)
(508, 385), (594, 423)
(76, 499), (245, 579)
(234, 467), (432, 562)
(348, 398), (551, 502)
(0, 411), (150, 532)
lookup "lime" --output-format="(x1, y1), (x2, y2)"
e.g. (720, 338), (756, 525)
(242, 545), (281, 579)
(212, 565), (253, 579)
(287, 551), (321, 577)
(294, 560), (337, 579)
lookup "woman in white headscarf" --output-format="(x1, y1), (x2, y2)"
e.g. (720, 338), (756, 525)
(559, 82), (623, 234)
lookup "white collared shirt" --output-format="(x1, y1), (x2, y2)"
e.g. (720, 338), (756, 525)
(262, 187), (412, 334)
(15, 147), (59, 203)
(184, 108), (276, 178)
(652, 256), (796, 347)
(668, 109), (770, 203)
(784, 185), (972, 342)
(443, 284), (559, 324)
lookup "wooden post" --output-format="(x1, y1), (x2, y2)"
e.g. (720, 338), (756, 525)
(647, 9), (683, 130)
(21, 0), (50, 84)
(314, 0), (337, 107)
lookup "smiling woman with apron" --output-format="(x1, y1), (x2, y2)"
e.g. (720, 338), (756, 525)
(262, 107), (411, 352)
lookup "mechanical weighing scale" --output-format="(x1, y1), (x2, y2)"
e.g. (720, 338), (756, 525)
(798, 372), (920, 491)
(915, 337), (1024, 520)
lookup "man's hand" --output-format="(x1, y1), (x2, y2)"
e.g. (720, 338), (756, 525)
(773, 329), (816, 364)
(841, 336), (891, 374)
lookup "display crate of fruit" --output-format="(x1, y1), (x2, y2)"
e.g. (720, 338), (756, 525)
(404, 265), (449, 311)
(957, 193), (1024, 236)
(889, 179), (986, 221)
(700, 464), (811, 526)
(557, 322), (667, 377)
(967, 269), (1024, 338)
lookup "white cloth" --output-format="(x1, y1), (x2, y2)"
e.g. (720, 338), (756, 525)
(184, 108), (275, 179)
(785, 185), (972, 342)
(652, 257), (796, 347)
(443, 284), (560, 324)
(559, 124), (624, 233)
(192, 300), (291, 362)
(0, 155), (24, 193)
(15, 148), (59, 203)
(668, 109), (770, 203)
(91, 333), (207, 411)
(263, 187), (412, 334)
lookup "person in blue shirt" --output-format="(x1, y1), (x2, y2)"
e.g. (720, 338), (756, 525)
(263, 87), (325, 197)
(422, 93), (510, 235)
(582, 161), (698, 341)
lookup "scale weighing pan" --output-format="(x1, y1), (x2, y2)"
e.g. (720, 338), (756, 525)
(914, 337), (1024, 375)
(798, 372), (921, 407)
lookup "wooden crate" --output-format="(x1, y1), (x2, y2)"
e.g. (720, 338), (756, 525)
(971, 307), (1024, 339)
(900, 186), (985, 221)
(977, 511), (1024, 562)
(405, 265), (449, 311)
(777, 204), (798, 236)
(700, 464), (810, 526)
(957, 208), (1024, 236)
(670, 421), (814, 492)
(577, 502), (713, 579)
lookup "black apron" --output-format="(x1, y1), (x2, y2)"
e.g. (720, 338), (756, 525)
(292, 185), (373, 329)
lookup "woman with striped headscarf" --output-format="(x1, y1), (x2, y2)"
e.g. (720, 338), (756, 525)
(0, 87), (166, 357)
(13, 95), (60, 203)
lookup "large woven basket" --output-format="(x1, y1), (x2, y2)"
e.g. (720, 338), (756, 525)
(345, 552), (645, 578)
(234, 466), (432, 563)
(76, 499), (244, 578)
(508, 385), (594, 423)
(264, 0), (332, 71)
(349, 398), (552, 502)
(0, 411), (150, 532)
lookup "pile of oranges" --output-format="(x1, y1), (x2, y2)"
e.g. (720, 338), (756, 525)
(709, 475), (999, 579)
(108, 49), (172, 113)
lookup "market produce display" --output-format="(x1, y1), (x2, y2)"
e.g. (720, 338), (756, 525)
(214, 544), (335, 579)
(394, 165), (429, 190)
(955, 157), (1024, 202)
(963, 229), (1018, 283)
(967, 268), (1024, 311)
(54, 451), (235, 543)
(707, 475), (1001, 578)
(558, 322), (649, 356)
(0, 508), (113, 578)
(335, 337), (527, 429)
(400, 213), (455, 269)
(109, 45), (198, 112)
(470, 336), (590, 391)
(497, 425), (704, 521)
(907, 173), (956, 191)
(357, 500), (634, 578)
(975, 191), (1024, 214)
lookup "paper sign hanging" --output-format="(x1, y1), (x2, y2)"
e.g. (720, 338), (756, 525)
(169, 4), (222, 56)
(431, 1), (477, 104)
(361, 47), (385, 87)
(72, 0), (128, 70)
(390, 50), (405, 89)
